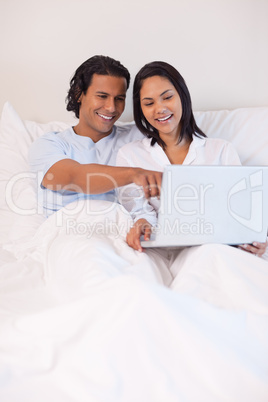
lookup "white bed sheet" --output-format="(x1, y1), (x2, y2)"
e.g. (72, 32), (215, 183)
(1, 200), (268, 402)
(1, 103), (268, 401)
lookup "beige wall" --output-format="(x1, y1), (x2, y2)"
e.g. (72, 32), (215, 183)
(0, 0), (267, 123)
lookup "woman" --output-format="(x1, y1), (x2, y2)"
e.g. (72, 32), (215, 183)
(116, 61), (267, 259)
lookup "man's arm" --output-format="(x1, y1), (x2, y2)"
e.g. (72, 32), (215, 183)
(42, 159), (162, 199)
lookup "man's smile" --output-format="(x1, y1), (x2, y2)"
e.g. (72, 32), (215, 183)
(96, 112), (115, 121)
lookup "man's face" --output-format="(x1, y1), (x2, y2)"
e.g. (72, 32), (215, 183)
(77, 73), (127, 140)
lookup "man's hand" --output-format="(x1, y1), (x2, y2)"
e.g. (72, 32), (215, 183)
(126, 218), (152, 252)
(131, 169), (162, 199)
(238, 239), (267, 257)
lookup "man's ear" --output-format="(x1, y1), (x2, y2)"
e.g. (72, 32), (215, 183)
(74, 83), (84, 103)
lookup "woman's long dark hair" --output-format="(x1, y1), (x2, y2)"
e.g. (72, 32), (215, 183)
(66, 55), (130, 118)
(133, 61), (206, 149)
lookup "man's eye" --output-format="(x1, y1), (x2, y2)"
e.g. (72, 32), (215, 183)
(98, 95), (107, 99)
(116, 97), (125, 102)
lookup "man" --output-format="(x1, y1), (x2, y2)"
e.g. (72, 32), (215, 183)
(29, 55), (162, 216)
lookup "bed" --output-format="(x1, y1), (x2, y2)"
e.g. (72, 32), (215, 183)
(0, 101), (268, 402)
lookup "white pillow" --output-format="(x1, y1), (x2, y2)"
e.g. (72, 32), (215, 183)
(0, 102), (72, 163)
(0, 102), (74, 244)
(194, 107), (268, 166)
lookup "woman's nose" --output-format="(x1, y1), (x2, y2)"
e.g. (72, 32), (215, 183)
(155, 102), (167, 114)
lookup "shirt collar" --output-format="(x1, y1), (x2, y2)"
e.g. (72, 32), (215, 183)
(142, 134), (206, 164)
(183, 135), (206, 164)
(70, 126), (116, 145)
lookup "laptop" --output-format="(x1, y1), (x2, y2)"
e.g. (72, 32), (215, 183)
(141, 165), (268, 248)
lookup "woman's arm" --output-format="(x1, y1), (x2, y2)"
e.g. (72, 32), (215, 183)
(116, 146), (160, 250)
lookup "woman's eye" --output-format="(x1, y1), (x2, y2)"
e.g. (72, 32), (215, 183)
(164, 95), (173, 100)
(144, 102), (153, 107)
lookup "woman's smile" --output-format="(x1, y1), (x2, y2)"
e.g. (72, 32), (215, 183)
(155, 114), (173, 123)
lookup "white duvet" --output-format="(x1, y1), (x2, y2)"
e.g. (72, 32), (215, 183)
(1, 103), (268, 401)
(1, 200), (268, 402)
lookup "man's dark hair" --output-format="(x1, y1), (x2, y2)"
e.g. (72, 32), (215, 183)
(66, 55), (130, 118)
(133, 61), (206, 149)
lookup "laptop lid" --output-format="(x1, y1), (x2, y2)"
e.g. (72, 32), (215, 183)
(141, 165), (268, 248)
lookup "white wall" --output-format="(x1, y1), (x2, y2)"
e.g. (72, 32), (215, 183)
(0, 0), (267, 123)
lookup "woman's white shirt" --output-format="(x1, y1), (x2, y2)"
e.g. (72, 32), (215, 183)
(116, 135), (241, 226)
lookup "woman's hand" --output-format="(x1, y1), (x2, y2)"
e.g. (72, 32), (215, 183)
(126, 219), (152, 252)
(238, 239), (268, 257)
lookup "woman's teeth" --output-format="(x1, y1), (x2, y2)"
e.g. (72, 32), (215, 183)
(157, 114), (172, 122)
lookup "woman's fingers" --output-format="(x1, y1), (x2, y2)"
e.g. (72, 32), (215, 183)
(126, 219), (152, 252)
(238, 240), (267, 257)
(126, 225), (143, 252)
(143, 224), (152, 241)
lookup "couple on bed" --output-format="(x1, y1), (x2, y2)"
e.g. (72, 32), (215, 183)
(29, 55), (267, 273)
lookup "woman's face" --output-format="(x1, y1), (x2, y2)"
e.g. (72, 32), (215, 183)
(139, 75), (182, 139)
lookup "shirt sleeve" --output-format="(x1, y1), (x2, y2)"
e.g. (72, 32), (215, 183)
(116, 147), (158, 227)
(28, 133), (70, 187)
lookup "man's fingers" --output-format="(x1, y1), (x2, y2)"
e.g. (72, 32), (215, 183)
(146, 176), (158, 198)
(149, 172), (162, 198)
(136, 175), (150, 199)
(133, 170), (162, 199)
(143, 173), (162, 199)
(149, 183), (159, 198)
(155, 174), (162, 198)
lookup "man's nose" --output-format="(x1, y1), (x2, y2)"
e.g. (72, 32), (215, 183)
(105, 98), (116, 112)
